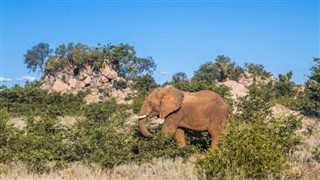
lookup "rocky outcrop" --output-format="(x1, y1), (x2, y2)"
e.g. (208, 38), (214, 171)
(271, 104), (300, 117)
(219, 80), (249, 100)
(52, 79), (71, 92)
(41, 59), (133, 104)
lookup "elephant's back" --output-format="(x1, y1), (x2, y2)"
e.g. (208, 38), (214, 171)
(184, 90), (230, 110)
(189, 90), (225, 101)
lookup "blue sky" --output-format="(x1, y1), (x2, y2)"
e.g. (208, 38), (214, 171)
(0, 1), (319, 86)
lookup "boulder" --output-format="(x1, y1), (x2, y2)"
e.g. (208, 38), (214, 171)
(116, 98), (127, 104)
(68, 78), (77, 88)
(79, 81), (86, 88)
(84, 64), (93, 75)
(107, 70), (118, 79)
(41, 83), (52, 91)
(52, 79), (71, 92)
(83, 91), (103, 104)
(219, 80), (248, 100)
(84, 76), (92, 85)
(271, 104), (300, 117)
(122, 88), (133, 96)
(117, 90), (126, 100)
(101, 76), (109, 83)
(238, 75), (253, 87)
(101, 66), (111, 77)
(79, 72), (88, 80)
(44, 75), (50, 82)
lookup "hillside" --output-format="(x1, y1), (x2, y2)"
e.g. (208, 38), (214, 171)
(1, 43), (319, 179)
(42, 59), (134, 104)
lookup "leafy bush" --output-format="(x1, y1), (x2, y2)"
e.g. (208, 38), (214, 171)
(192, 55), (244, 82)
(172, 72), (188, 83)
(45, 57), (68, 75)
(298, 58), (320, 117)
(244, 63), (271, 78)
(237, 83), (274, 121)
(196, 115), (302, 179)
(0, 108), (15, 164)
(72, 107), (197, 168)
(112, 79), (128, 90)
(0, 82), (88, 117)
(273, 71), (297, 98)
(196, 81), (302, 179)
(5, 116), (75, 173)
(131, 74), (159, 92)
(131, 92), (148, 114)
(83, 100), (127, 122)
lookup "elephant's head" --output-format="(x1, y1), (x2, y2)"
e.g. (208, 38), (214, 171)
(137, 86), (184, 137)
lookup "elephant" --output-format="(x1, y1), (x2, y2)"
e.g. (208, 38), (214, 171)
(137, 85), (232, 149)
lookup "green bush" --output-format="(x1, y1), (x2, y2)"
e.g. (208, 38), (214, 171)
(237, 83), (275, 122)
(5, 116), (75, 173)
(294, 58), (320, 118)
(244, 63), (271, 79)
(131, 91), (148, 114)
(0, 82), (88, 117)
(72, 108), (197, 168)
(83, 100), (127, 122)
(192, 55), (244, 83)
(0, 108), (15, 164)
(196, 115), (302, 179)
(113, 80), (128, 90)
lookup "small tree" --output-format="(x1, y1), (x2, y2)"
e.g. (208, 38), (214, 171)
(192, 55), (243, 83)
(24, 43), (52, 77)
(103, 44), (156, 80)
(172, 72), (188, 83)
(192, 62), (221, 83)
(132, 74), (158, 92)
(244, 63), (271, 78)
(301, 58), (320, 117)
(273, 71), (297, 97)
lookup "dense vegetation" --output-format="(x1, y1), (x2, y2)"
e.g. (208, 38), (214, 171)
(196, 83), (302, 179)
(25, 42), (156, 80)
(1, 43), (319, 178)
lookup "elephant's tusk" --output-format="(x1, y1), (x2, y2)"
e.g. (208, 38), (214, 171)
(137, 115), (147, 119)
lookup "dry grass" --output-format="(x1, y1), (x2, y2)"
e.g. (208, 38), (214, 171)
(292, 117), (320, 179)
(0, 158), (197, 180)
(3, 113), (319, 179)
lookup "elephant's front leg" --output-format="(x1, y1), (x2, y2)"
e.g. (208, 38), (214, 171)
(161, 121), (178, 137)
(175, 128), (186, 148)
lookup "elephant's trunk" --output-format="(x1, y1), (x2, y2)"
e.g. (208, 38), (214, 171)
(138, 117), (152, 137)
(138, 101), (153, 137)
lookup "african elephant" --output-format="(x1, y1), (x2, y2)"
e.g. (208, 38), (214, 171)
(137, 85), (232, 149)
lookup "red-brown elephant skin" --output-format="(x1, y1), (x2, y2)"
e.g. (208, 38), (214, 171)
(137, 86), (232, 149)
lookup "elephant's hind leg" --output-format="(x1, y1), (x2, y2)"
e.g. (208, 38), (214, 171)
(175, 128), (186, 148)
(208, 126), (221, 149)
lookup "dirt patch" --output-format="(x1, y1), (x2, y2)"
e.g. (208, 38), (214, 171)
(7, 118), (26, 130)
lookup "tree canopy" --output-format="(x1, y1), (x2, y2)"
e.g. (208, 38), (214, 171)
(302, 57), (320, 117)
(24, 43), (52, 76)
(172, 72), (188, 83)
(26, 42), (156, 80)
(192, 55), (243, 83)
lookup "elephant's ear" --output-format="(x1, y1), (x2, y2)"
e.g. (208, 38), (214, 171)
(160, 87), (184, 119)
